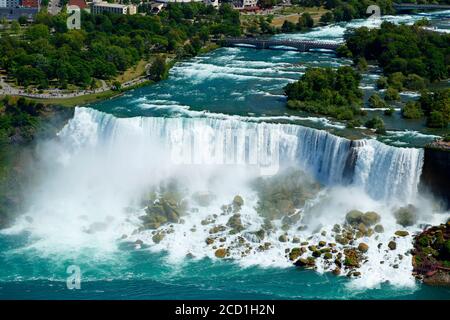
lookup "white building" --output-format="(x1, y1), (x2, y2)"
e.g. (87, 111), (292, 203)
(91, 2), (136, 15)
(0, 0), (20, 8)
(204, 0), (218, 8)
(243, 0), (257, 6)
(155, 0), (203, 3)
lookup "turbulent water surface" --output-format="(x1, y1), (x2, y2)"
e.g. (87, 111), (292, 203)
(1, 12), (450, 299)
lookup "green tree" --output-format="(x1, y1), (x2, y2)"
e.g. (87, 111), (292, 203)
(149, 55), (168, 82)
(402, 102), (423, 119)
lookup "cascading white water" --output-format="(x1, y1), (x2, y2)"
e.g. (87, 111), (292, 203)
(59, 107), (424, 203)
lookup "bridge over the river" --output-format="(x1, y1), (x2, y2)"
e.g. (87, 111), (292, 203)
(393, 3), (450, 12)
(219, 38), (342, 52)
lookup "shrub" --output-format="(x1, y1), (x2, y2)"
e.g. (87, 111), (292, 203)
(384, 87), (400, 101)
(402, 101), (423, 119)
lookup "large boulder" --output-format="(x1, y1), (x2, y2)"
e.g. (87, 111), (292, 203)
(232, 195), (244, 211)
(345, 210), (364, 225)
(394, 205), (417, 227)
(362, 211), (381, 226)
(226, 214), (244, 232)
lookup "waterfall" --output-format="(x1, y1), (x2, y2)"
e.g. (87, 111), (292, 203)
(58, 107), (424, 203)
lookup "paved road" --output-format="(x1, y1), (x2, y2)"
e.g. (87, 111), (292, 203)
(0, 75), (150, 100)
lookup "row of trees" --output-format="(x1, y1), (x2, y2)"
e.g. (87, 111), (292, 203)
(343, 22), (449, 83)
(0, 3), (241, 89)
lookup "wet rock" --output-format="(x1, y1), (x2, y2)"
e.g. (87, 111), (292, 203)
(324, 252), (333, 260)
(355, 231), (364, 239)
(312, 250), (322, 258)
(374, 224), (384, 233)
(357, 223), (367, 234)
(358, 243), (369, 253)
(332, 267), (341, 275)
(344, 248), (361, 268)
(332, 224), (341, 233)
(388, 241), (397, 250)
(209, 225), (226, 234)
(227, 214), (244, 232)
(215, 248), (227, 258)
(394, 205), (417, 227)
(412, 222), (450, 286)
(289, 248), (303, 261)
(345, 210), (364, 225)
(335, 235), (349, 245)
(282, 213), (301, 226)
(395, 230), (409, 237)
(294, 257), (316, 268)
(120, 234), (128, 240)
(362, 211), (381, 226)
(254, 229), (265, 241)
(292, 237), (300, 243)
(135, 239), (144, 245)
(232, 195), (244, 210)
(353, 271), (361, 277)
(279, 234), (288, 242)
(318, 241), (326, 247)
(152, 232), (165, 244)
(206, 237), (214, 245)
(201, 217), (215, 225)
